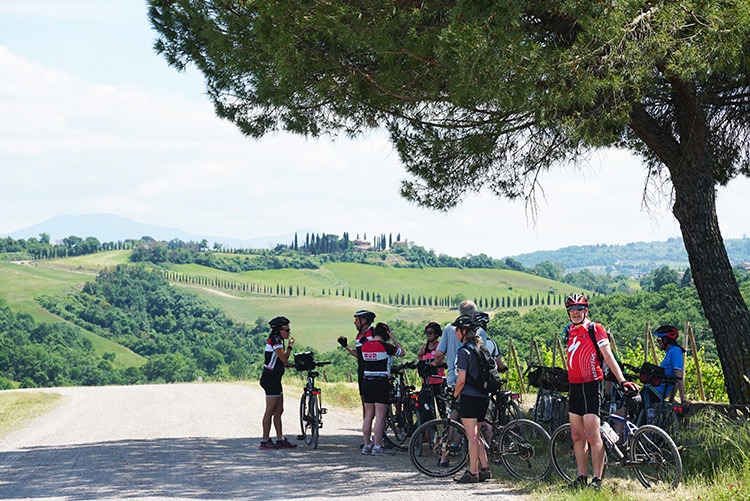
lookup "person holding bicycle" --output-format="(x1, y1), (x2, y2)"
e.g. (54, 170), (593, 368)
(451, 315), (493, 484)
(563, 294), (637, 489)
(650, 325), (690, 405)
(360, 322), (404, 455)
(259, 316), (297, 450)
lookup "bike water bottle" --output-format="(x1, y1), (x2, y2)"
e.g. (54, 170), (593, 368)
(647, 407), (656, 424)
(601, 422), (618, 445)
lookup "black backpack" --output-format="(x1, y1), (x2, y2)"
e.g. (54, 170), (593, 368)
(463, 343), (503, 394)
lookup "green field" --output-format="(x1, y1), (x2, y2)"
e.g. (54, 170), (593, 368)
(1, 251), (583, 353)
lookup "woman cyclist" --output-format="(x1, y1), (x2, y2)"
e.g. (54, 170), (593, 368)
(649, 325), (690, 405)
(360, 322), (404, 455)
(417, 321), (446, 420)
(259, 316), (297, 450)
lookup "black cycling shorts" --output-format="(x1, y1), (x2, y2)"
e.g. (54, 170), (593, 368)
(568, 381), (602, 417)
(361, 377), (391, 404)
(260, 371), (283, 397)
(458, 394), (490, 421)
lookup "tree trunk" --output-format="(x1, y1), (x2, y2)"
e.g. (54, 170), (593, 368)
(669, 156), (750, 404)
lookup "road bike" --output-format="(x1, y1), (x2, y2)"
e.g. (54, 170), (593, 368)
(294, 351), (331, 449)
(549, 391), (682, 489)
(408, 390), (551, 480)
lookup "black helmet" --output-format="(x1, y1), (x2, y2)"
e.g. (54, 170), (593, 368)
(451, 315), (479, 330)
(353, 309), (376, 323)
(424, 321), (442, 337)
(475, 311), (490, 328)
(269, 316), (290, 330)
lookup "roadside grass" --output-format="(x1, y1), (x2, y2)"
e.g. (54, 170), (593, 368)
(0, 391), (62, 438)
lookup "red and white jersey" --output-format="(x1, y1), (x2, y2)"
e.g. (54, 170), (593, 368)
(566, 319), (609, 384)
(361, 339), (402, 378)
(263, 333), (285, 375)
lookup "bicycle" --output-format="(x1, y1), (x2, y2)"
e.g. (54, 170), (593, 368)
(408, 390), (552, 481)
(383, 360), (419, 450)
(526, 364), (570, 435)
(549, 390), (683, 489)
(634, 362), (683, 435)
(294, 351), (331, 449)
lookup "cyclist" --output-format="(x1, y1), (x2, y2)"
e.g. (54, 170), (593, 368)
(649, 325), (690, 405)
(563, 294), (637, 489)
(259, 316), (297, 450)
(475, 311), (508, 373)
(434, 300), (487, 387)
(417, 321), (446, 420)
(338, 309), (376, 416)
(451, 315), (493, 483)
(360, 322), (404, 455)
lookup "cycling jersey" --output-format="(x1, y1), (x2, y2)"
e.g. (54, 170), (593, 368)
(652, 344), (685, 398)
(361, 338), (402, 378)
(263, 333), (286, 376)
(355, 326), (374, 376)
(566, 320), (609, 384)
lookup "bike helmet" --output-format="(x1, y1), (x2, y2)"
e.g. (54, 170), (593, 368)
(353, 309), (376, 323)
(654, 325), (679, 341)
(451, 315), (479, 330)
(268, 316), (290, 330)
(565, 293), (589, 309)
(475, 311), (490, 328)
(424, 321), (442, 337)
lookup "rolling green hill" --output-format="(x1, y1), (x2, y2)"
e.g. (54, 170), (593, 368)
(0, 252), (585, 353)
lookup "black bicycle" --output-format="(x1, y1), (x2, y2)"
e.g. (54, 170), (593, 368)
(383, 361), (419, 450)
(294, 351), (330, 449)
(526, 364), (570, 434)
(409, 390), (551, 480)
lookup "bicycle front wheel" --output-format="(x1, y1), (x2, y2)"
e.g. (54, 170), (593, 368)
(549, 423), (577, 482)
(630, 424), (682, 489)
(408, 418), (468, 478)
(299, 392), (308, 439)
(498, 418), (551, 480)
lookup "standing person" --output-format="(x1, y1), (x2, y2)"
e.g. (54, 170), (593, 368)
(475, 311), (508, 373)
(417, 321), (446, 420)
(338, 309), (376, 412)
(451, 315), (492, 483)
(650, 325), (691, 405)
(563, 294), (637, 489)
(433, 300), (487, 387)
(259, 316), (297, 450)
(360, 322), (404, 455)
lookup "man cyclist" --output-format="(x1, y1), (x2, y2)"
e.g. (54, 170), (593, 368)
(563, 294), (637, 489)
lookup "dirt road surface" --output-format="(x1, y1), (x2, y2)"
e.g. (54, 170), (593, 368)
(0, 383), (529, 500)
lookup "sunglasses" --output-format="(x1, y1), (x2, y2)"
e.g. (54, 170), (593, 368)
(280, 327), (291, 332)
(567, 306), (586, 311)
(425, 330), (436, 335)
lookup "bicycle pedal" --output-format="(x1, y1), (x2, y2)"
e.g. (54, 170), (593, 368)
(320, 408), (327, 414)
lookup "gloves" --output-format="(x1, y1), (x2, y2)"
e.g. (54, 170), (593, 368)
(337, 336), (348, 348)
(620, 381), (639, 394)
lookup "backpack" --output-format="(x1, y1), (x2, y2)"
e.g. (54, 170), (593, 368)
(463, 343), (503, 394)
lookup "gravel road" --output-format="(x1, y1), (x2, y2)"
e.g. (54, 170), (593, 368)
(0, 383), (529, 500)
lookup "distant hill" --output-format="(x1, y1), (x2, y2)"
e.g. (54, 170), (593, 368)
(2, 213), (304, 250)
(510, 236), (750, 275)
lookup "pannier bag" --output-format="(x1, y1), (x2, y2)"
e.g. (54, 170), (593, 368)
(527, 365), (570, 392)
(294, 351), (315, 372)
(639, 362), (666, 386)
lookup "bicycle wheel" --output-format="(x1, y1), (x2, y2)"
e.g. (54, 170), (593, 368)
(308, 394), (320, 449)
(499, 418), (551, 480)
(408, 418), (468, 478)
(630, 424), (682, 489)
(299, 392), (309, 439)
(549, 423), (577, 482)
(385, 400), (413, 450)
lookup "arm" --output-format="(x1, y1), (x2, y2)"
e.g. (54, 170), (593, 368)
(453, 369), (466, 398)
(417, 342), (427, 358)
(600, 344), (635, 390)
(275, 336), (295, 365)
(388, 327), (405, 357)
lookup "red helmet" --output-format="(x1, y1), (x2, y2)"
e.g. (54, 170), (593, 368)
(654, 325), (679, 341)
(565, 294), (588, 309)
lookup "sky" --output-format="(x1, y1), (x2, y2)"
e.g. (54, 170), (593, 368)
(0, 1), (747, 259)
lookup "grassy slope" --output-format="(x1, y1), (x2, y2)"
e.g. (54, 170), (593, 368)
(0, 260), (144, 368)
(2, 251), (580, 354)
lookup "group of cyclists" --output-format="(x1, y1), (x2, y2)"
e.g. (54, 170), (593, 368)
(256, 294), (689, 489)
